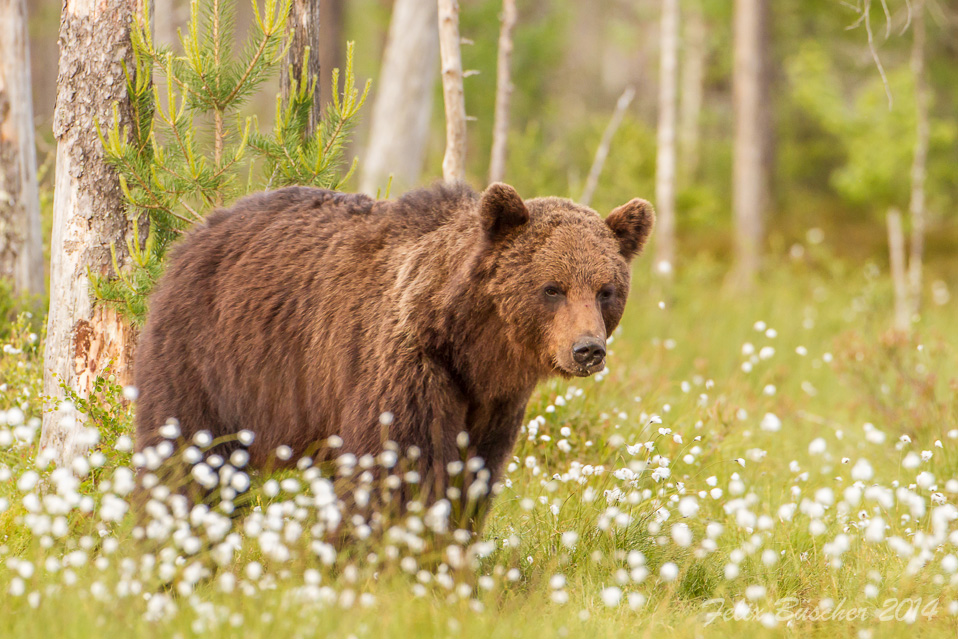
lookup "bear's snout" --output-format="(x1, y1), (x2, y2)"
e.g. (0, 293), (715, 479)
(572, 337), (606, 370)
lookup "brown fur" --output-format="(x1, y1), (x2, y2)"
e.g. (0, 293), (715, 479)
(135, 183), (654, 506)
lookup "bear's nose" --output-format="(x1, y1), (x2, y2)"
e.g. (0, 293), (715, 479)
(572, 338), (606, 366)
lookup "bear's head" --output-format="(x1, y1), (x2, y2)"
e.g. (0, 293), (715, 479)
(477, 183), (655, 379)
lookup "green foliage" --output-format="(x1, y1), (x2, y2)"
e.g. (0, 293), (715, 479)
(4, 252), (958, 636)
(56, 367), (135, 459)
(97, 0), (369, 325)
(0, 314), (43, 413)
(249, 47), (369, 188)
(784, 39), (957, 217)
(0, 281), (44, 341)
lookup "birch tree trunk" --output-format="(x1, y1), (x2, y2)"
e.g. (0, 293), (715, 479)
(488, 0), (516, 184)
(0, 0), (45, 297)
(41, 0), (142, 464)
(281, 0), (323, 138)
(678, 5), (706, 180)
(318, 0), (344, 111)
(730, 0), (768, 288)
(907, 0), (928, 317)
(654, 0), (679, 277)
(438, 0), (467, 184)
(359, 0), (439, 195)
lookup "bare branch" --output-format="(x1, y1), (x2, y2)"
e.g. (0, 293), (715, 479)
(864, 0), (894, 109)
(580, 87), (634, 207)
(901, 0), (913, 34)
(879, 0), (892, 37)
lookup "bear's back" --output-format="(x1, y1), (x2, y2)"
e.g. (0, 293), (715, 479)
(135, 184), (481, 460)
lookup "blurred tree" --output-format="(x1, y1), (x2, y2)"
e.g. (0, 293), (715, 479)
(318, 0), (344, 110)
(42, 0), (147, 465)
(154, 0), (181, 45)
(654, 0), (678, 277)
(678, 2), (706, 180)
(730, 0), (770, 287)
(281, 0), (323, 137)
(906, 0), (928, 317)
(360, 0), (439, 194)
(0, 0), (44, 298)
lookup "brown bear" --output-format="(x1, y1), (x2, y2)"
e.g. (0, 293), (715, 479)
(134, 183), (654, 518)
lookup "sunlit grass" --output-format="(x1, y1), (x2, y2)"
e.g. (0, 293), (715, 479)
(1, 239), (957, 638)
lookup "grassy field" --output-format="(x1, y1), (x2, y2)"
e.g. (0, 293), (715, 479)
(1, 238), (957, 638)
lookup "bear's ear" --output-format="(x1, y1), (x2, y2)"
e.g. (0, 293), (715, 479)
(605, 198), (655, 261)
(479, 183), (529, 241)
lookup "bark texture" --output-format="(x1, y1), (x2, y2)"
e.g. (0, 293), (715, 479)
(730, 0), (769, 287)
(654, 0), (679, 276)
(42, 0), (141, 464)
(438, 0), (467, 183)
(907, 0), (928, 317)
(359, 0), (439, 195)
(280, 0), (323, 138)
(488, 0), (516, 184)
(0, 0), (45, 297)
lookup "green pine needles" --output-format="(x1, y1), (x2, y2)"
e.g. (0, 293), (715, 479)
(96, 0), (370, 324)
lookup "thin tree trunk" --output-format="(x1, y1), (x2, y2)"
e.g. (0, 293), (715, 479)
(438, 0), (467, 183)
(281, 0), (323, 138)
(907, 0), (928, 317)
(580, 88), (634, 208)
(887, 208), (910, 332)
(360, 0), (439, 195)
(0, 0), (44, 297)
(488, 0), (516, 184)
(730, 0), (768, 288)
(41, 0), (143, 464)
(318, 0), (344, 111)
(678, 4), (706, 180)
(654, 0), (679, 277)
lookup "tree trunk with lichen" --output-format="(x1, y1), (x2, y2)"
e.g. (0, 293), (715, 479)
(41, 0), (142, 464)
(280, 0), (323, 139)
(0, 0), (45, 298)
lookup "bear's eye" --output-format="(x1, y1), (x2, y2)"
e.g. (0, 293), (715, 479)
(543, 285), (564, 299)
(598, 286), (615, 303)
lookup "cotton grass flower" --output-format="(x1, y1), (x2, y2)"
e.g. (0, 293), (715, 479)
(600, 586), (622, 607)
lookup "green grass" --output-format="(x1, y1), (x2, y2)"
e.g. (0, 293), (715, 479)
(1, 243), (957, 638)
